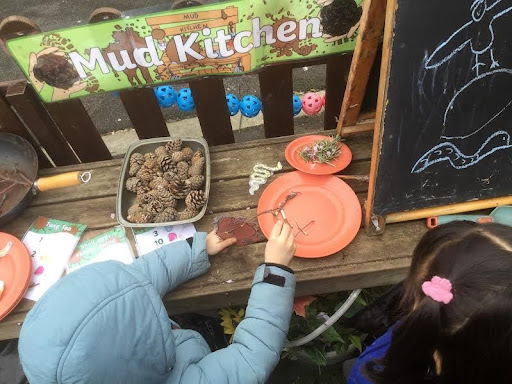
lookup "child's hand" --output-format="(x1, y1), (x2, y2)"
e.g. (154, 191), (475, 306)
(264, 220), (296, 266)
(206, 230), (237, 255)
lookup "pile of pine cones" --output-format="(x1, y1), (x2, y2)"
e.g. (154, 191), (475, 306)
(125, 139), (207, 223)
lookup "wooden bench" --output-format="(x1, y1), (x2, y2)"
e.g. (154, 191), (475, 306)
(0, 128), (427, 340)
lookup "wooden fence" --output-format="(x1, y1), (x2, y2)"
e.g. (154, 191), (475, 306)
(0, 1), (379, 168)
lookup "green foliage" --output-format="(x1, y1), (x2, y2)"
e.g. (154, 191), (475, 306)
(285, 286), (390, 366)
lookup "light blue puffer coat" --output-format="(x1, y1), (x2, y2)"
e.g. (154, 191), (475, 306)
(18, 233), (296, 383)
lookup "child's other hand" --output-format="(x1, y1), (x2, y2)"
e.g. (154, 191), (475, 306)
(206, 230), (237, 256)
(264, 220), (296, 266)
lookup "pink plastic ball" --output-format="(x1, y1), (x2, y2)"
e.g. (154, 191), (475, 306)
(301, 92), (323, 115)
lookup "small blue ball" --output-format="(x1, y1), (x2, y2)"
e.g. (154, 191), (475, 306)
(240, 95), (262, 118)
(177, 88), (195, 112)
(154, 86), (177, 108)
(292, 94), (302, 116)
(226, 93), (240, 116)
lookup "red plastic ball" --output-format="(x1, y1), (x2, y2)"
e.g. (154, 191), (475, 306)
(301, 92), (323, 115)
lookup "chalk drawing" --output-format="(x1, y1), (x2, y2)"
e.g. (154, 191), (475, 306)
(412, 0), (512, 173)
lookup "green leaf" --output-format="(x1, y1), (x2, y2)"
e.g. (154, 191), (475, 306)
(321, 326), (344, 343)
(349, 334), (363, 353)
(305, 347), (328, 367)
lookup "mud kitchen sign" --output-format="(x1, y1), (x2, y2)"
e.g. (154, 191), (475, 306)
(6, 0), (362, 102)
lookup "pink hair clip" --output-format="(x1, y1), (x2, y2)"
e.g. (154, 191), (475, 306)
(421, 276), (453, 304)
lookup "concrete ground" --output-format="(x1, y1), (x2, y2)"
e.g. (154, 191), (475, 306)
(0, 0), (327, 136)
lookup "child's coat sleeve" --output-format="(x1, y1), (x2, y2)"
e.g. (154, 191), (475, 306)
(177, 265), (296, 384)
(130, 232), (210, 297)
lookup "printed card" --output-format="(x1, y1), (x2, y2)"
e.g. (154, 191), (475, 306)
(133, 224), (196, 256)
(22, 217), (86, 301)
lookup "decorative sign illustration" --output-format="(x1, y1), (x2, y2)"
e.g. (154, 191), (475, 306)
(6, 0), (362, 102)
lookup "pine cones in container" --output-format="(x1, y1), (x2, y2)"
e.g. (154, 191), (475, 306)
(185, 190), (206, 210)
(124, 141), (207, 224)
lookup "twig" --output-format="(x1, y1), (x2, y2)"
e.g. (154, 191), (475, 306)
(294, 217), (307, 236)
(336, 174), (369, 181)
(0, 183), (15, 196)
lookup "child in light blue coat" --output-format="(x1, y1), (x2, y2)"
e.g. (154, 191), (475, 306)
(19, 220), (296, 384)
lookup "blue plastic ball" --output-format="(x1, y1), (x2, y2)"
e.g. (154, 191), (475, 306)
(154, 86), (177, 108)
(240, 95), (262, 118)
(177, 88), (195, 112)
(292, 94), (302, 116)
(226, 93), (240, 116)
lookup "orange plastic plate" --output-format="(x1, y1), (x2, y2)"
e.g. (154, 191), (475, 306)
(285, 135), (352, 175)
(0, 233), (32, 321)
(258, 172), (361, 258)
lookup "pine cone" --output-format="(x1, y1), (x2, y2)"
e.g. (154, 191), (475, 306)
(130, 211), (153, 224)
(188, 157), (205, 177)
(149, 177), (169, 190)
(176, 161), (189, 181)
(153, 207), (177, 223)
(154, 146), (168, 157)
(166, 139), (182, 154)
(129, 164), (141, 177)
(191, 150), (204, 164)
(163, 171), (178, 183)
(135, 183), (151, 195)
(127, 204), (142, 222)
(137, 190), (158, 204)
(136, 167), (153, 183)
(187, 175), (205, 190)
(130, 152), (144, 166)
(185, 190), (206, 210)
(143, 157), (158, 170)
(178, 207), (200, 221)
(125, 177), (142, 193)
(181, 147), (193, 161)
(144, 153), (157, 161)
(171, 151), (186, 164)
(159, 155), (174, 172)
(154, 188), (177, 208)
(169, 179), (191, 200)
(145, 200), (164, 214)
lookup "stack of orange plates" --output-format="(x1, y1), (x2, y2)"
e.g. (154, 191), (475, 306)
(257, 136), (361, 258)
(0, 233), (32, 321)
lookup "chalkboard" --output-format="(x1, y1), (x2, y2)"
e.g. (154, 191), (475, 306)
(370, 0), (512, 217)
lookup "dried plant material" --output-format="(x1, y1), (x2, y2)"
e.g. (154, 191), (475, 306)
(169, 179), (191, 199)
(298, 135), (344, 166)
(192, 150), (204, 164)
(149, 177), (169, 190)
(136, 167), (153, 183)
(171, 151), (186, 164)
(146, 200), (165, 214)
(217, 217), (266, 247)
(143, 157), (158, 170)
(144, 153), (157, 161)
(176, 161), (189, 180)
(159, 155), (174, 172)
(132, 211), (153, 223)
(154, 207), (177, 223)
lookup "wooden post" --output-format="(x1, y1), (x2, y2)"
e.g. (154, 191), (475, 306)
(337, 0), (387, 135)
(0, 92), (52, 168)
(259, 65), (294, 138)
(89, 8), (170, 139)
(6, 82), (79, 166)
(365, 0), (397, 234)
(324, 54), (352, 130)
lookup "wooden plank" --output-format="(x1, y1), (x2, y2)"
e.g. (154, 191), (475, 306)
(0, 93), (52, 168)
(324, 54), (352, 130)
(146, 6), (237, 26)
(259, 64), (294, 138)
(88, 8), (169, 140)
(45, 100), (112, 162)
(189, 78), (234, 145)
(5, 82), (79, 166)
(337, 0), (387, 133)
(26, 133), (373, 207)
(365, 0), (397, 233)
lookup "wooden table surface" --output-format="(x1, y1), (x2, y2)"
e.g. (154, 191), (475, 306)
(0, 130), (427, 340)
